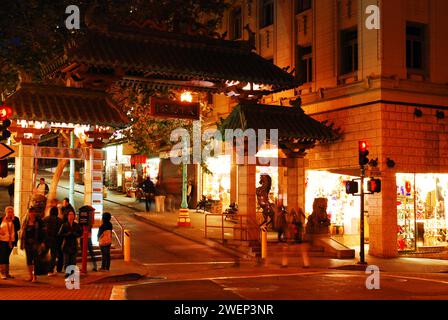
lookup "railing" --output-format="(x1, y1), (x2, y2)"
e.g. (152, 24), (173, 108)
(205, 213), (253, 243)
(111, 215), (125, 253)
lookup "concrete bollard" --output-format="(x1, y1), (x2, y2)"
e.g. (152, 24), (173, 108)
(261, 227), (268, 260)
(124, 229), (131, 262)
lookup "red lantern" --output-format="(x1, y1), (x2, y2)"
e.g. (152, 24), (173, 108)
(405, 181), (412, 194)
(0, 106), (12, 121)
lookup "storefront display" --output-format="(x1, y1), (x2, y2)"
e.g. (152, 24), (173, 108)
(305, 171), (361, 235)
(202, 155), (231, 210)
(397, 173), (448, 251)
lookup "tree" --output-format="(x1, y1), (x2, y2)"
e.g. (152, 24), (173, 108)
(0, 0), (229, 96)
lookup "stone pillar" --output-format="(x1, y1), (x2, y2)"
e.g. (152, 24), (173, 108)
(238, 163), (258, 242)
(368, 171), (398, 258)
(14, 143), (35, 221)
(286, 158), (306, 212)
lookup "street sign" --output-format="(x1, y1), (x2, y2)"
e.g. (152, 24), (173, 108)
(150, 97), (200, 120)
(0, 143), (14, 160)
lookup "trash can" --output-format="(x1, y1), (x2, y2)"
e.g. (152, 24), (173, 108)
(155, 196), (166, 213)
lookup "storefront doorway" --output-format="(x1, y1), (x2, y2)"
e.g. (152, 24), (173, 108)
(397, 173), (448, 252)
(305, 170), (366, 247)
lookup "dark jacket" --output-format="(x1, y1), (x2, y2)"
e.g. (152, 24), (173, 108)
(20, 217), (45, 250)
(58, 221), (82, 254)
(43, 210), (62, 247)
(0, 216), (21, 247)
(97, 221), (113, 241)
(141, 179), (156, 194)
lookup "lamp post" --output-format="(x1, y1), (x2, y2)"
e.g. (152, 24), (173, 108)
(177, 92), (193, 227)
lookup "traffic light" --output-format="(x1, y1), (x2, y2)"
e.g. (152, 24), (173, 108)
(367, 178), (382, 193)
(359, 141), (369, 166)
(345, 180), (359, 195)
(0, 106), (12, 141)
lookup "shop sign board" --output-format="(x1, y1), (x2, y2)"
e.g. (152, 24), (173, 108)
(36, 147), (87, 160)
(150, 97), (200, 120)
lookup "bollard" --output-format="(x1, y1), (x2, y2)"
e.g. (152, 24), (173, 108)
(124, 229), (131, 262)
(261, 227), (268, 260)
(281, 243), (288, 268)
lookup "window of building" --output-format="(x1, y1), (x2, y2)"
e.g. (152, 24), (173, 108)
(260, 0), (274, 28)
(296, 0), (312, 14)
(296, 45), (313, 84)
(230, 7), (242, 40)
(406, 23), (426, 72)
(340, 28), (358, 75)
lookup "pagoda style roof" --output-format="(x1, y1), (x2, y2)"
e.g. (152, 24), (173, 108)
(5, 83), (128, 128)
(218, 103), (340, 155)
(43, 26), (298, 93)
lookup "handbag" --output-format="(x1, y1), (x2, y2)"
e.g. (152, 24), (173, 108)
(99, 230), (112, 247)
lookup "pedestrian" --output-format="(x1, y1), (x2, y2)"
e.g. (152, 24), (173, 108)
(58, 211), (82, 278)
(20, 207), (45, 282)
(43, 205), (62, 276)
(98, 212), (113, 272)
(140, 176), (156, 212)
(276, 206), (288, 242)
(187, 180), (194, 209)
(34, 178), (49, 197)
(7, 178), (14, 206)
(60, 198), (75, 223)
(78, 206), (98, 272)
(0, 207), (20, 280)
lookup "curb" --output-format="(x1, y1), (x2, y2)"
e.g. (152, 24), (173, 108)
(133, 213), (253, 261)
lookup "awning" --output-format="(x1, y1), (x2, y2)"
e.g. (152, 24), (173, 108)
(218, 103), (340, 150)
(43, 26), (298, 93)
(5, 83), (128, 128)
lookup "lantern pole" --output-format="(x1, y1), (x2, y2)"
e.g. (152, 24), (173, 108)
(177, 137), (191, 226)
(69, 131), (75, 209)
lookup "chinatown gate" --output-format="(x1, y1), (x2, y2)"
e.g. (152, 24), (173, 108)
(5, 23), (338, 244)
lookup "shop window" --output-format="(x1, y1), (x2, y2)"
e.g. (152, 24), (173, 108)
(260, 0), (274, 28)
(340, 28), (358, 75)
(406, 22), (427, 73)
(230, 7), (242, 40)
(397, 174), (448, 252)
(296, 45), (313, 85)
(296, 0), (312, 14)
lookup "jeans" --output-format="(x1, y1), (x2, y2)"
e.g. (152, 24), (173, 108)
(48, 242), (59, 273)
(145, 194), (154, 212)
(100, 245), (111, 270)
(63, 252), (77, 271)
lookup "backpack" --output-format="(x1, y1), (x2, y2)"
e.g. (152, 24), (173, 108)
(99, 230), (112, 247)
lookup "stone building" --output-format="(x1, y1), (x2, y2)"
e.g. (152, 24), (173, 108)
(205, 0), (448, 257)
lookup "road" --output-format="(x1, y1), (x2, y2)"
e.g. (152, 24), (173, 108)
(0, 182), (447, 300)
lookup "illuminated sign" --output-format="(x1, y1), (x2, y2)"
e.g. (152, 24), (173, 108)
(150, 98), (200, 120)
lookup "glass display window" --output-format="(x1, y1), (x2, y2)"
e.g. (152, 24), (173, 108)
(305, 171), (361, 235)
(397, 173), (448, 251)
(202, 155), (231, 209)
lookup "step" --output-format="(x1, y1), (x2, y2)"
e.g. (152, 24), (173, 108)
(76, 253), (124, 263)
(314, 237), (356, 259)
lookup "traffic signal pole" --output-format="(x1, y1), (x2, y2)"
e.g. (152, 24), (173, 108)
(359, 165), (367, 265)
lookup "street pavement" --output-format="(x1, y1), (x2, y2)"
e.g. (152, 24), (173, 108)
(0, 176), (447, 300)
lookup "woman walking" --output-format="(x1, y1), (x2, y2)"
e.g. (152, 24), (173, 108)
(0, 207), (21, 279)
(58, 211), (82, 278)
(20, 207), (45, 282)
(98, 212), (113, 272)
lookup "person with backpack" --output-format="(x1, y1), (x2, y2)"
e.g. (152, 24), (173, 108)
(43, 205), (62, 276)
(97, 212), (113, 272)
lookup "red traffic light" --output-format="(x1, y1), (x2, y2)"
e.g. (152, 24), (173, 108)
(359, 141), (367, 151)
(358, 141), (369, 166)
(0, 106), (12, 121)
(367, 178), (382, 193)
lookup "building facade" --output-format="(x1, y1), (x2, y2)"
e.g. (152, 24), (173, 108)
(205, 0), (448, 257)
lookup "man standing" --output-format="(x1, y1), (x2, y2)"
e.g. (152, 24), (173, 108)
(140, 176), (156, 212)
(35, 178), (49, 197)
(60, 198), (75, 223)
(43, 205), (62, 276)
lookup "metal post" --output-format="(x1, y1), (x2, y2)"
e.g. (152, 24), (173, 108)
(261, 226), (268, 260)
(359, 166), (367, 265)
(81, 226), (88, 273)
(177, 138), (191, 226)
(69, 131), (75, 208)
(124, 229), (131, 262)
